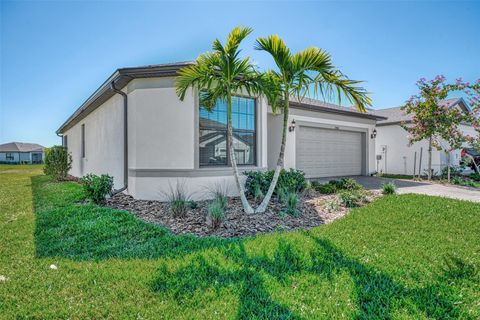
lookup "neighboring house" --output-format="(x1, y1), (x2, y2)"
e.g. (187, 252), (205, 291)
(56, 62), (386, 200)
(0, 142), (45, 164)
(373, 98), (477, 176)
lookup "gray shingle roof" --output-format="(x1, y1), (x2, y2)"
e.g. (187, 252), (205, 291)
(0, 142), (45, 152)
(373, 98), (465, 125)
(57, 61), (386, 134)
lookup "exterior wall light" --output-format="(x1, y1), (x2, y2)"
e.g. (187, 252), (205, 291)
(289, 119), (296, 132)
(371, 128), (377, 139)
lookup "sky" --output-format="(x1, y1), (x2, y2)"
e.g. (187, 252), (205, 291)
(1, 1), (479, 147)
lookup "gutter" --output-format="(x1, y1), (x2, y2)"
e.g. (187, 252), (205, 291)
(110, 81), (128, 195)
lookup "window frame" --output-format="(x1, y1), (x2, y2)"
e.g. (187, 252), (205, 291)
(6, 153), (14, 161)
(198, 95), (257, 168)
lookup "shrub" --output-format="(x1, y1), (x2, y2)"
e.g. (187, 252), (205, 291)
(338, 178), (363, 191)
(470, 172), (480, 182)
(325, 198), (340, 212)
(81, 174), (113, 204)
(382, 182), (397, 195)
(280, 191), (300, 217)
(302, 181), (317, 197)
(441, 166), (462, 179)
(165, 181), (191, 218)
(208, 199), (225, 228)
(207, 182), (229, 209)
(338, 190), (367, 208)
(314, 183), (337, 194)
(44, 146), (72, 181)
(244, 169), (306, 197)
(186, 200), (197, 209)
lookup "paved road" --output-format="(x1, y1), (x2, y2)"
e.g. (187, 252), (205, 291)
(316, 176), (480, 203)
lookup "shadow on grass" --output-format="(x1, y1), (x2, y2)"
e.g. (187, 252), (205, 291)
(32, 175), (235, 261)
(151, 234), (471, 319)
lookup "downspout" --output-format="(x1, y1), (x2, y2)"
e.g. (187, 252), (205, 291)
(110, 81), (128, 195)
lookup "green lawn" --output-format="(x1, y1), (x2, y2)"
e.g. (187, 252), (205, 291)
(1, 165), (479, 319)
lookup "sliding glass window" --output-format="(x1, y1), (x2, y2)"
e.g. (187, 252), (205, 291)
(199, 96), (256, 167)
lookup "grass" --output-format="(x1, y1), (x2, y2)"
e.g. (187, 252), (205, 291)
(1, 165), (480, 319)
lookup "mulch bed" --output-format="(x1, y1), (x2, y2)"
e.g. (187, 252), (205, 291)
(105, 191), (381, 238)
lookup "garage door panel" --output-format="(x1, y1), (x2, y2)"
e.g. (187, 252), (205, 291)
(297, 126), (363, 178)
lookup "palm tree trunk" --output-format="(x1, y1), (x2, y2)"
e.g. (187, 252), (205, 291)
(226, 95), (254, 214)
(255, 93), (290, 213)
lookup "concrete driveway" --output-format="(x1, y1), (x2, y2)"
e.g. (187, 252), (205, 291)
(315, 176), (480, 203)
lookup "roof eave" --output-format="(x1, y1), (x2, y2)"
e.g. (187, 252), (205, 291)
(290, 101), (388, 121)
(56, 62), (194, 134)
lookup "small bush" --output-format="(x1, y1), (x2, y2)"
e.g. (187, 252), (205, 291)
(382, 182), (397, 195)
(302, 181), (317, 197)
(44, 146), (72, 181)
(338, 178), (363, 191)
(280, 191), (300, 217)
(338, 190), (367, 208)
(244, 169), (306, 197)
(186, 200), (197, 209)
(470, 172), (480, 182)
(325, 198), (340, 212)
(165, 181), (191, 218)
(81, 174), (113, 204)
(314, 183), (337, 194)
(441, 166), (462, 179)
(207, 182), (229, 209)
(208, 199), (225, 228)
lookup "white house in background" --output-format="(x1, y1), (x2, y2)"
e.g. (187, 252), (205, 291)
(56, 62), (385, 200)
(372, 98), (477, 176)
(0, 142), (45, 164)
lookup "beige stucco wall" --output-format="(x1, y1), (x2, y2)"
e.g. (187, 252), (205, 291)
(268, 107), (378, 176)
(63, 92), (125, 189)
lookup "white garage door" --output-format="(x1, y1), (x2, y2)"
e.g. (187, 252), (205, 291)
(297, 126), (363, 178)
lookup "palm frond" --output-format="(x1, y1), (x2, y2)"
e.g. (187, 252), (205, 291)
(175, 52), (220, 100)
(225, 26), (253, 57)
(254, 35), (291, 74)
(315, 70), (371, 112)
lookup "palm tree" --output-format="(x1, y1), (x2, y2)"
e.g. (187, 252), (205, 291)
(254, 35), (372, 213)
(175, 27), (261, 214)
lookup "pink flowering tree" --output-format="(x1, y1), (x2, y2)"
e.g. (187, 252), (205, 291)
(401, 76), (477, 180)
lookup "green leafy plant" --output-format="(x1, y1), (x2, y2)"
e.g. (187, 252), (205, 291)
(280, 191), (300, 217)
(338, 178), (363, 191)
(208, 199), (225, 229)
(81, 174), (114, 204)
(207, 182), (229, 210)
(186, 200), (197, 209)
(382, 182), (397, 195)
(44, 146), (72, 181)
(325, 198), (340, 212)
(470, 172), (480, 182)
(244, 169), (306, 197)
(165, 181), (191, 218)
(338, 190), (367, 208)
(313, 182), (337, 194)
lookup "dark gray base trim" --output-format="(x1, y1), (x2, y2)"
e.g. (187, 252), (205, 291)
(129, 167), (268, 178)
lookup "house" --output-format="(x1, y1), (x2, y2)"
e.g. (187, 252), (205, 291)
(56, 62), (386, 200)
(373, 98), (478, 176)
(0, 142), (45, 164)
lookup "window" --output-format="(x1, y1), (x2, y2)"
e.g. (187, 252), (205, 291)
(199, 96), (256, 167)
(6, 153), (14, 161)
(63, 135), (68, 149)
(81, 124), (85, 158)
